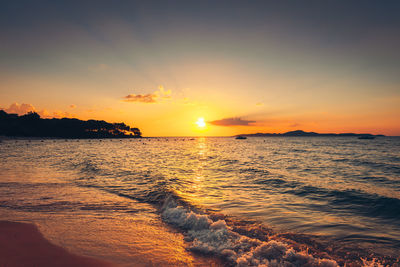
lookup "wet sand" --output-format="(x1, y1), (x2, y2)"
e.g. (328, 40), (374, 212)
(0, 221), (112, 267)
(0, 219), (223, 267)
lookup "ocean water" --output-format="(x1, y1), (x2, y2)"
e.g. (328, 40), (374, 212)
(0, 137), (399, 266)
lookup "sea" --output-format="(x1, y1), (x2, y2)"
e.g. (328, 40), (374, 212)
(0, 137), (399, 266)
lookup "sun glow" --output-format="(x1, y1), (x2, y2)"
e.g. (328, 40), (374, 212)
(196, 117), (206, 128)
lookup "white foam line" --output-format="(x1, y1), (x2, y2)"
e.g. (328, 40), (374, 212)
(161, 197), (338, 267)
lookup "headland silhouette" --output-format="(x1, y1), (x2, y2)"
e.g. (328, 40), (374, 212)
(0, 110), (141, 138)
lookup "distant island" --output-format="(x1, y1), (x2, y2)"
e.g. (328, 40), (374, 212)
(237, 130), (384, 138)
(0, 110), (142, 138)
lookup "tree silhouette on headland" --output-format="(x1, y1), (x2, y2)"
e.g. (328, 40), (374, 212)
(0, 110), (142, 138)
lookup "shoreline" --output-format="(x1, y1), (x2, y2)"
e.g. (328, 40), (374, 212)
(0, 220), (113, 267)
(0, 219), (223, 267)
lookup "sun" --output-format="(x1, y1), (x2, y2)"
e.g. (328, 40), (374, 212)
(196, 117), (206, 128)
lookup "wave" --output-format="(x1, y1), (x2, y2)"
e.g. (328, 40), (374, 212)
(333, 158), (400, 175)
(161, 196), (338, 267)
(154, 193), (400, 266)
(253, 175), (400, 222)
(285, 186), (400, 222)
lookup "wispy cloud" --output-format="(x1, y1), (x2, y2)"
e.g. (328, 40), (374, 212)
(209, 117), (256, 126)
(124, 93), (157, 103)
(123, 85), (172, 104)
(156, 85), (172, 99)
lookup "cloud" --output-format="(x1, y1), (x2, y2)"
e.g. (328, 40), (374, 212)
(123, 93), (157, 103)
(1, 103), (74, 118)
(209, 117), (256, 126)
(156, 85), (172, 98)
(123, 85), (172, 104)
(3, 103), (36, 115)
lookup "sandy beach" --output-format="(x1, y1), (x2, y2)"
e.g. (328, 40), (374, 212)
(0, 219), (223, 266)
(0, 221), (112, 267)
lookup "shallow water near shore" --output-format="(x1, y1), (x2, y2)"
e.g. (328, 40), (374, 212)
(0, 137), (399, 266)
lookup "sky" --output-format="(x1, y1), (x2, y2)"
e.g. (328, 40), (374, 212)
(1, 0), (399, 136)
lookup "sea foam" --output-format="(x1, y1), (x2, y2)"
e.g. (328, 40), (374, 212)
(161, 197), (338, 267)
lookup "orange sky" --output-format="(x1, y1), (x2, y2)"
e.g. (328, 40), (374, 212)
(1, 2), (399, 136)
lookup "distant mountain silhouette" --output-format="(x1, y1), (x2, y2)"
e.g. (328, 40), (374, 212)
(0, 110), (141, 138)
(237, 130), (384, 138)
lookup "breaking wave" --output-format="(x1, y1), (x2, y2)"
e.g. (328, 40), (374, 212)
(161, 196), (338, 266)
